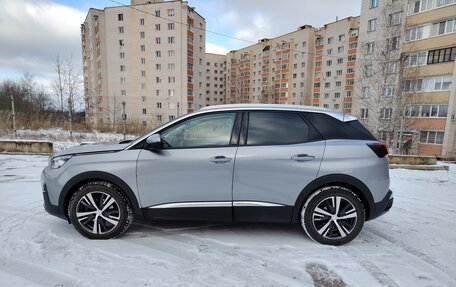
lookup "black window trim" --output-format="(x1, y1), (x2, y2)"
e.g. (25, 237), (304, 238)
(141, 111), (242, 150)
(240, 110), (323, 147)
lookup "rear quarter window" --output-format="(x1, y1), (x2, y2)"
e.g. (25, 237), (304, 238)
(303, 112), (377, 141)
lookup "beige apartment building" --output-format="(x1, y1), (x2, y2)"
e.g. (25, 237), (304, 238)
(81, 0), (206, 128)
(353, 0), (455, 158)
(202, 53), (226, 108)
(401, 0), (456, 158)
(312, 17), (360, 114)
(226, 25), (316, 105)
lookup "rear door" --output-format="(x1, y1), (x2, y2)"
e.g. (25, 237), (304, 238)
(232, 111), (325, 222)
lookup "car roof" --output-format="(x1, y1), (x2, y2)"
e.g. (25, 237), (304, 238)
(200, 104), (357, 122)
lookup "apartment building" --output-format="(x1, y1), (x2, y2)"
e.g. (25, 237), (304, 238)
(226, 25), (316, 105)
(401, 0), (456, 158)
(81, 0), (206, 127)
(312, 17), (360, 114)
(202, 53), (226, 108)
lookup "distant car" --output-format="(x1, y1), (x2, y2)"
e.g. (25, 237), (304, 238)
(41, 104), (393, 245)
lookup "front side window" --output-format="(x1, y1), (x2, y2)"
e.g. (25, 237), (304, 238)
(246, 112), (309, 145)
(161, 113), (236, 148)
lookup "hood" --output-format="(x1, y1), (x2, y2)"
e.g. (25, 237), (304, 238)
(53, 143), (129, 157)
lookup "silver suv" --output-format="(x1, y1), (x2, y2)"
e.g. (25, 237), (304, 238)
(42, 104), (393, 245)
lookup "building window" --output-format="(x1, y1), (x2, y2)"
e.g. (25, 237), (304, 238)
(155, 10), (160, 17)
(380, 108), (393, 119)
(389, 11), (403, 26)
(140, 31), (145, 39)
(167, 9), (175, 16)
(140, 44), (145, 52)
(387, 61), (397, 73)
(168, 76), (175, 83)
(141, 70), (146, 77)
(370, 0), (379, 8)
(338, 46), (344, 53)
(156, 37), (161, 44)
(431, 19), (456, 36)
(405, 51), (427, 67)
(327, 48), (333, 55)
(427, 47), (456, 64)
(366, 42), (375, 54)
(156, 77), (161, 83)
(156, 64), (161, 70)
(120, 52), (125, 59)
(362, 86), (371, 97)
(120, 65), (125, 72)
(142, 108), (147, 115)
(157, 102), (162, 108)
(420, 131), (444, 144)
(405, 26), (424, 41)
(327, 37), (334, 44)
(337, 58), (343, 64)
(168, 63), (175, 70)
(141, 57), (145, 64)
(140, 18), (144, 25)
(168, 50), (175, 57)
(339, 34), (346, 42)
(368, 19), (377, 32)
(168, 23), (175, 30)
(118, 14), (123, 21)
(364, 65), (373, 77)
(155, 24), (161, 31)
(360, 108), (369, 119)
(383, 86), (395, 96)
(388, 36), (401, 51)
(118, 26), (124, 34)
(156, 50), (161, 58)
(168, 36), (175, 44)
(119, 40), (124, 47)
(326, 60), (332, 66)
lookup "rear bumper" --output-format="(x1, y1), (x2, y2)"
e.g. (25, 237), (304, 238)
(369, 190), (393, 221)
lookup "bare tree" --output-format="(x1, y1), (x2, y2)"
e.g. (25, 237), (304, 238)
(53, 54), (82, 139)
(354, 1), (419, 154)
(52, 54), (65, 112)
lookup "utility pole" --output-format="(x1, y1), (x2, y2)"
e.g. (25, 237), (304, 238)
(11, 92), (17, 138)
(68, 97), (73, 140)
(122, 101), (126, 140)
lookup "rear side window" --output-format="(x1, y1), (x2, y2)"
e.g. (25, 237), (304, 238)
(246, 112), (309, 145)
(303, 113), (376, 140)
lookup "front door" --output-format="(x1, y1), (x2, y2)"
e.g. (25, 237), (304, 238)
(137, 112), (240, 221)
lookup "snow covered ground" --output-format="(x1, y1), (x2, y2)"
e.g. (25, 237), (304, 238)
(0, 154), (455, 287)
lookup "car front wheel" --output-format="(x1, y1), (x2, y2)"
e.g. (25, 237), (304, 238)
(300, 186), (365, 245)
(68, 181), (133, 239)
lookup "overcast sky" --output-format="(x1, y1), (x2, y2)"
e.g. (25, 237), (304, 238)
(0, 0), (361, 89)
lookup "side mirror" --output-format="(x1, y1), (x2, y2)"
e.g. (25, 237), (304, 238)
(145, 134), (163, 150)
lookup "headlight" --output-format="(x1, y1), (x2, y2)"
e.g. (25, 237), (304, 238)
(50, 155), (72, 169)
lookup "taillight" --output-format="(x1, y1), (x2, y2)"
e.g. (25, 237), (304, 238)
(367, 142), (389, 158)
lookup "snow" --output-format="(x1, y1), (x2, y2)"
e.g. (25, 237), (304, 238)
(0, 154), (455, 287)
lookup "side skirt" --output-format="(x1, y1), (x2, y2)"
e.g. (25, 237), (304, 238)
(142, 201), (293, 223)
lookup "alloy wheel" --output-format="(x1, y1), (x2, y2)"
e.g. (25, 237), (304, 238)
(312, 196), (358, 239)
(75, 191), (120, 235)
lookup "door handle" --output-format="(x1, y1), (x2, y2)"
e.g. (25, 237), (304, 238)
(291, 154), (315, 162)
(209, 156), (232, 164)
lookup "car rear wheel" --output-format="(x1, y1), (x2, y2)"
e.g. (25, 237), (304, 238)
(300, 186), (365, 245)
(68, 181), (133, 239)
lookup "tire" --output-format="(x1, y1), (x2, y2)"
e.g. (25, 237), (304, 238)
(68, 181), (133, 239)
(300, 186), (365, 245)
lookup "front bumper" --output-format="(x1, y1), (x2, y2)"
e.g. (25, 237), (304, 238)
(369, 190), (393, 220)
(41, 169), (67, 220)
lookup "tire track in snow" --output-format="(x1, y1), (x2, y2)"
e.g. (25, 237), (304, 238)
(364, 225), (455, 283)
(0, 256), (92, 287)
